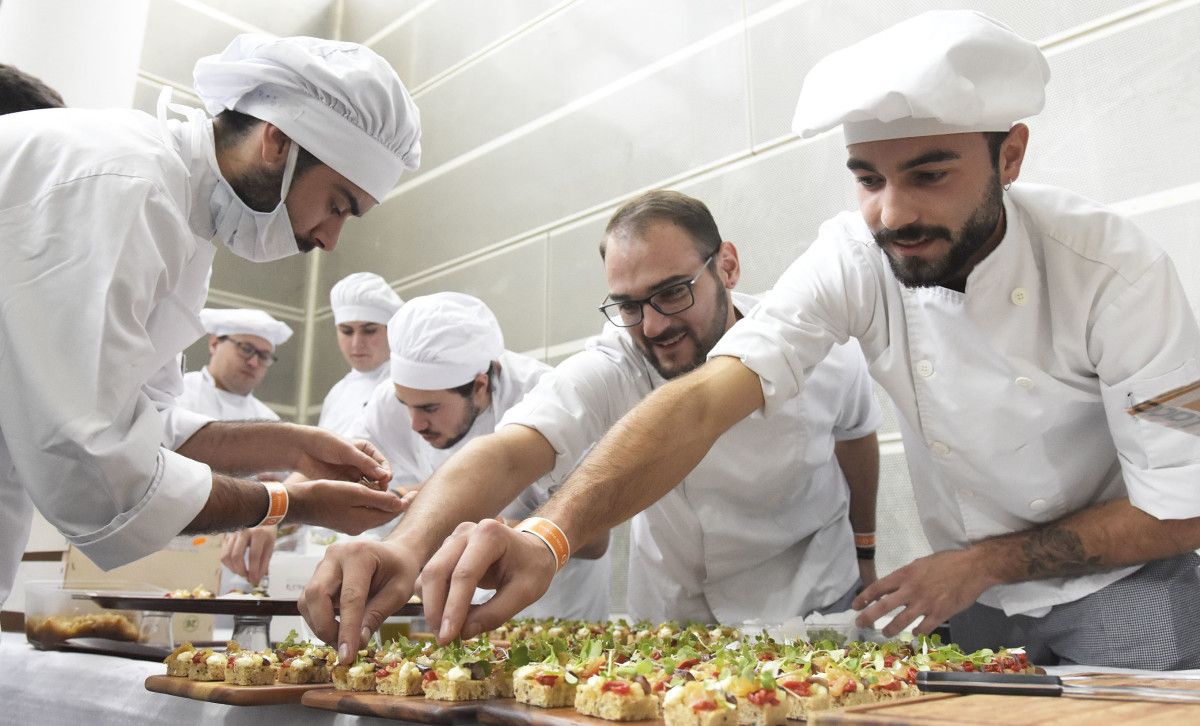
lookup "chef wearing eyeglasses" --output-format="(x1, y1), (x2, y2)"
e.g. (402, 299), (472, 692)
(300, 191), (882, 657)
(177, 308), (292, 422)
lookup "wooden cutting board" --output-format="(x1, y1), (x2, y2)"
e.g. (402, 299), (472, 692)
(300, 689), (502, 724)
(144, 674), (331, 705)
(809, 692), (1200, 724)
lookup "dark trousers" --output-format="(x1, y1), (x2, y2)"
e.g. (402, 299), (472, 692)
(949, 553), (1200, 669)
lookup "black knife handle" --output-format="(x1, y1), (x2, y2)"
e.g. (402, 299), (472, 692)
(917, 671), (1064, 697)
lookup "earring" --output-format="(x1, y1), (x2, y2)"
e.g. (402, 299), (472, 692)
(1003, 179), (1013, 192)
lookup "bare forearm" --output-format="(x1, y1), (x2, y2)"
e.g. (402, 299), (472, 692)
(836, 433), (879, 534)
(573, 531), (610, 559)
(541, 356), (763, 551)
(975, 497), (1200, 586)
(182, 474), (269, 533)
(386, 425), (555, 563)
(177, 421), (301, 475)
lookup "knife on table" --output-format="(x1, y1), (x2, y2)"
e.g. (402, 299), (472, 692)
(917, 671), (1200, 703)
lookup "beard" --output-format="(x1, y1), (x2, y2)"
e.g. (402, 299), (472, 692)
(229, 163), (316, 254)
(639, 282), (730, 380)
(433, 397), (481, 450)
(232, 163), (284, 213)
(874, 177), (1004, 288)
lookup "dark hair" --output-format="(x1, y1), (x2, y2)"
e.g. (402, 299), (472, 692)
(600, 190), (722, 260)
(212, 109), (323, 177)
(984, 130), (1010, 170)
(450, 362), (498, 398)
(0, 64), (65, 114)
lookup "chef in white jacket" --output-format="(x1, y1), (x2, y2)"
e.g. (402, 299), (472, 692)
(177, 308), (293, 422)
(300, 192), (880, 653)
(409, 12), (1200, 669)
(318, 272), (405, 436)
(0, 34), (422, 607)
(494, 193), (879, 625)
(350, 292), (611, 620)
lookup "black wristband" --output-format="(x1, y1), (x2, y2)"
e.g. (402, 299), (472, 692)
(856, 546), (876, 561)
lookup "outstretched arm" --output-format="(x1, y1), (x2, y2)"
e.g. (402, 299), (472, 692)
(177, 421), (391, 484)
(419, 356), (764, 642)
(384, 425), (557, 552)
(854, 497), (1200, 635)
(182, 474), (405, 537)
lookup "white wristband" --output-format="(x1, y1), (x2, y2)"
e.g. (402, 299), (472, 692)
(257, 482), (288, 527)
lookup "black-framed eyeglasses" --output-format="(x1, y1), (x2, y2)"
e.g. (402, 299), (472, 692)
(217, 336), (277, 366)
(599, 254), (715, 328)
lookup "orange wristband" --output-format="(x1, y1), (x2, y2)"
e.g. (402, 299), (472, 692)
(853, 532), (876, 548)
(257, 482), (288, 527)
(515, 517), (570, 572)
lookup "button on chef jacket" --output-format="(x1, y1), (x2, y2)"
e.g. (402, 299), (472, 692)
(177, 367), (281, 422)
(0, 108), (224, 605)
(349, 350), (612, 620)
(500, 292), (881, 624)
(318, 363), (390, 436)
(710, 184), (1200, 617)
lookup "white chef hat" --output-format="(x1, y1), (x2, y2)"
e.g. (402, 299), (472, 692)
(792, 10), (1050, 145)
(388, 292), (504, 390)
(200, 308), (293, 347)
(330, 272), (404, 325)
(192, 34), (422, 202)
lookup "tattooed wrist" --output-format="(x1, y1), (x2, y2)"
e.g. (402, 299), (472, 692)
(1020, 525), (1104, 579)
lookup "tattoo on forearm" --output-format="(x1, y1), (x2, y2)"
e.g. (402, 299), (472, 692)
(1022, 526), (1104, 579)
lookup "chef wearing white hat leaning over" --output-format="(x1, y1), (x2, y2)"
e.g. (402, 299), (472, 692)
(319, 273), (405, 435)
(413, 11), (1200, 669)
(0, 34), (422, 607)
(177, 308), (294, 421)
(344, 292), (611, 622)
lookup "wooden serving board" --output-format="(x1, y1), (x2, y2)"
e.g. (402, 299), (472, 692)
(808, 692), (1200, 724)
(144, 674), (331, 706)
(1066, 672), (1200, 692)
(478, 700), (659, 726)
(301, 689), (502, 724)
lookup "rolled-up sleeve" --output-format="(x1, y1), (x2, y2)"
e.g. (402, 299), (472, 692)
(68, 448), (212, 569)
(1095, 253), (1200, 519)
(0, 175), (213, 569)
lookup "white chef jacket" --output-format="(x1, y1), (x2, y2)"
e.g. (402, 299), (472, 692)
(0, 107), (227, 605)
(351, 351), (612, 620)
(317, 364), (390, 437)
(499, 292), (881, 624)
(177, 367), (280, 422)
(711, 183), (1200, 617)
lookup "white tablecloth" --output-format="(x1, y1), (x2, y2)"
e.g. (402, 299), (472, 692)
(0, 632), (422, 725)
